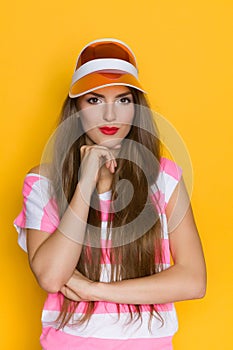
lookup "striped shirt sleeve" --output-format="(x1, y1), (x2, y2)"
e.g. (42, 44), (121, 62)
(160, 157), (183, 206)
(13, 174), (59, 252)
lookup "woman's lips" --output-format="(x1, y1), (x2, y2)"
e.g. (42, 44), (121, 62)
(99, 127), (119, 135)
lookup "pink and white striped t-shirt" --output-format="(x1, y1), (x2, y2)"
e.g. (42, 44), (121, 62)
(14, 157), (182, 350)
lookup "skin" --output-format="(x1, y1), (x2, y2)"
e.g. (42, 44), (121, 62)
(78, 87), (135, 150)
(77, 86), (135, 194)
(63, 178), (207, 304)
(26, 85), (207, 304)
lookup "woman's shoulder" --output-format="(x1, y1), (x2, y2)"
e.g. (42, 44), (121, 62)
(159, 157), (182, 180)
(26, 163), (52, 181)
(22, 163), (55, 200)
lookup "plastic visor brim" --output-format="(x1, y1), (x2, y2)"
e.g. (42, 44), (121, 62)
(69, 83), (147, 98)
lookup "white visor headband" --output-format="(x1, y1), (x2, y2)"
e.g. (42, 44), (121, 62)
(71, 58), (139, 86)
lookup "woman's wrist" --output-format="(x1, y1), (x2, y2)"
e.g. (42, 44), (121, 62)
(89, 281), (107, 302)
(78, 178), (96, 200)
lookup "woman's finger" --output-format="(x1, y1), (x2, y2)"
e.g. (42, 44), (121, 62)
(60, 286), (82, 301)
(110, 160), (116, 173)
(80, 145), (88, 160)
(105, 157), (116, 173)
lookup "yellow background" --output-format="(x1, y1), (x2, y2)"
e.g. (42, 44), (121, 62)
(1, 1), (232, 349)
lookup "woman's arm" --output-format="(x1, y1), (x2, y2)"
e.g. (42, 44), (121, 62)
(26, 167), (93, 294)
(65, 178), (207, 304)
(26, 146), (118, 294)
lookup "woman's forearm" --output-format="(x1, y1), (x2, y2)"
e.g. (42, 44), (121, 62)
(29, 181), (92, 293)
(64, 191), (207, 305)
(91, 263), (206, 305)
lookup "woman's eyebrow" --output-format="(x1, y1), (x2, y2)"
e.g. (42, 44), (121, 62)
(87, 91), (132, 98)
(115, 92), (133, 98)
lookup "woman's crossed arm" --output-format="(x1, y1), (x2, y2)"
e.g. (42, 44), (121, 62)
(63, 178), (207, 304)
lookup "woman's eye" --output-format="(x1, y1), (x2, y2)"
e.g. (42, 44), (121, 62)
(118, 97), (132, 104)
(87, 97), (101, 104)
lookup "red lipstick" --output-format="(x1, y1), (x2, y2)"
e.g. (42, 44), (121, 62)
(99, 127), (119, 135)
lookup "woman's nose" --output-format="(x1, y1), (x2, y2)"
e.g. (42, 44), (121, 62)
(103, 102), (116, 122)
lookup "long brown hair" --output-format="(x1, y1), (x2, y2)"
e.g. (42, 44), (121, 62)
(49, 88), (165, 330)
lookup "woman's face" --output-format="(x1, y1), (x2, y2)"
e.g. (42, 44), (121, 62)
(77, 86), (135, 149)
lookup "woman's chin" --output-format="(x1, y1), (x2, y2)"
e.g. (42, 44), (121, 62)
(99, 138), (122, 150)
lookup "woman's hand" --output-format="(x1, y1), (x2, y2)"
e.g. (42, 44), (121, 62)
(60, 270), (97, 302)
(60, 285), (83, 301)
(79, 144), (119, 193)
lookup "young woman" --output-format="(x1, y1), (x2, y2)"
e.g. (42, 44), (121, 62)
(14, 38), (206, 350)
